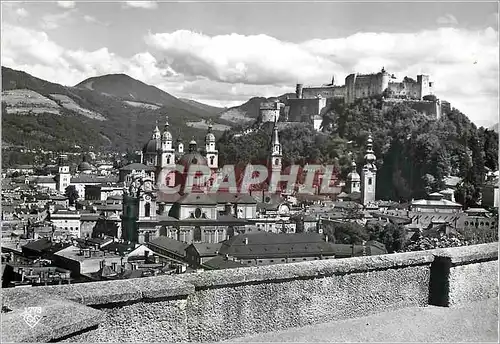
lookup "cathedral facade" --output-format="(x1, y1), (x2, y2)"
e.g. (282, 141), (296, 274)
(121, 117), (257, 245)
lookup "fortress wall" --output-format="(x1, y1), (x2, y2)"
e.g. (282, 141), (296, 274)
(2, 243), (497, 343)
(382, 99), (441, 119)
(286, 98), (327, 123)
(260, 108), (280, 123)
(302, 86), (345, 99)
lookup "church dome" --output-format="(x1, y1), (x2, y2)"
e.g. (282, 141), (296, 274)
(77, 161), (92, 172)
(162, 130), (172, 141)
(347, 170), (360, 181)
(178, 152), (208, 167)
(205, 132), (215, 142)
(142, 139), (159, 154)
(347, 161), (360, 181)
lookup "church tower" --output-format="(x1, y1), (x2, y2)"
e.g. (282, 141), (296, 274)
(158, 116), (176, 188)
(270, 124), (282, 173)
(143, 122), (161, 166)
(347, 160), (361, 194)
(56, 154), (71, 193)
(205, 121), (218, 170)
(361, 134), (377, 205)
(160, 116), (175, 168)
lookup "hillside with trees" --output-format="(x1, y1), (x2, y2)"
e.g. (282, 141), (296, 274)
(217, 95), (498, 205)
(1, 66), (233, 156)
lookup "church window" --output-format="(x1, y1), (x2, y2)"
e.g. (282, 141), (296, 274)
(145, 203), (151, 217)
(275, 159), (279, 166)
(195, 208), (202, 218)
(210, 156), (214, 166)
(167, 156), (171, 165)
(368, 178), (372, 185)
(194, 226), (202, 242)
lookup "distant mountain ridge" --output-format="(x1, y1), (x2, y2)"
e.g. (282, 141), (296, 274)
(75, 74), (217, 119)
(179, 98), (226, 115)
(1, 66), (234, 152)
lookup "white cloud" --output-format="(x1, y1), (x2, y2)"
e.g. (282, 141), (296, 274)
(40, 10), (76, 30)
(83, 15), (96, 23)
(82, 15), (108, 26)
(123, 1), (158, 10)
(57, 1), (76, 9)
(1, 23), (498, 127)
(15, 8), (29, 18)
(437, 14), (459, 26)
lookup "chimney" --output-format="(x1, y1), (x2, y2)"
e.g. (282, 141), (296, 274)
(99, 260), (104, 269)
(112, 262), (117, 271)
(325, 235), (329, 242)
(244, 237), (248, 245)
(224, 254), (229, 261)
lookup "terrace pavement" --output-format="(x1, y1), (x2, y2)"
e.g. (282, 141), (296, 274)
(226, 298), (498, 343)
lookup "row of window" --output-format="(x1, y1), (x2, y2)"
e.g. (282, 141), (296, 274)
(464, 221), (495, 227)
(246, 257), (319, 264)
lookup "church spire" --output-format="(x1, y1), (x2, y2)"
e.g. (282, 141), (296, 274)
(270, 123), (282, 172)
(364, 133), (376, 164)
(152, 120), (160, 140)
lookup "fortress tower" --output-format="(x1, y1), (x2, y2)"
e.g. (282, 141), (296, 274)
(295, 84), (304, 99)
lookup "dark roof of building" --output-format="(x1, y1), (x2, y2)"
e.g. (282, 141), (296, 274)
(157, 191), (182, 203)
(11, 164), (35, 169)
(33, 176), (56, 184)
(213, 193), (257, 204)
(219, 232), (339, 259)
(120, 163), (156, 171)
(177, 193), (217, 205)
(147, 236), (189, 258)
(257, 201), (285, 211)
(70, 175), (119, 184)
(102, 242), (136, 255)
(202, 256), (248, 270)
(22, 238), (53, 253)
(188, 243), (222, 257)
(295, 194), (330, 202)
(121, 269), (144, 279)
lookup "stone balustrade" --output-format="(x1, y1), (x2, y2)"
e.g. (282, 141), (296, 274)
(2, 243), (498, 343)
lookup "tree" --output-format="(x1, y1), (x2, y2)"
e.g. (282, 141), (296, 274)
(64, 185), (79, 206)
(323, 221), (369, 245)
(455, 182), (480, 209)
(366, 222), (407, 253)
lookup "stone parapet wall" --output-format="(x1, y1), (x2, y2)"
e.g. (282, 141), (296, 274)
(2, 243), (497, 343)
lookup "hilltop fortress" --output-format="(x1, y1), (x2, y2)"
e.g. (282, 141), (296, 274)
(260, 68), (449, 129)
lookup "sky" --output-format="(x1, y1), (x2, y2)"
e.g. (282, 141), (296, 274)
(2, 1), (499, 127)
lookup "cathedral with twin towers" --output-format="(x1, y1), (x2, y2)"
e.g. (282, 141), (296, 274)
(121, 114), (376, 243)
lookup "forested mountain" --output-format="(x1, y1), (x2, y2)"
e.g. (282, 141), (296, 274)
(1, 66), (233, 154)
(217, 96), (498, 205)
